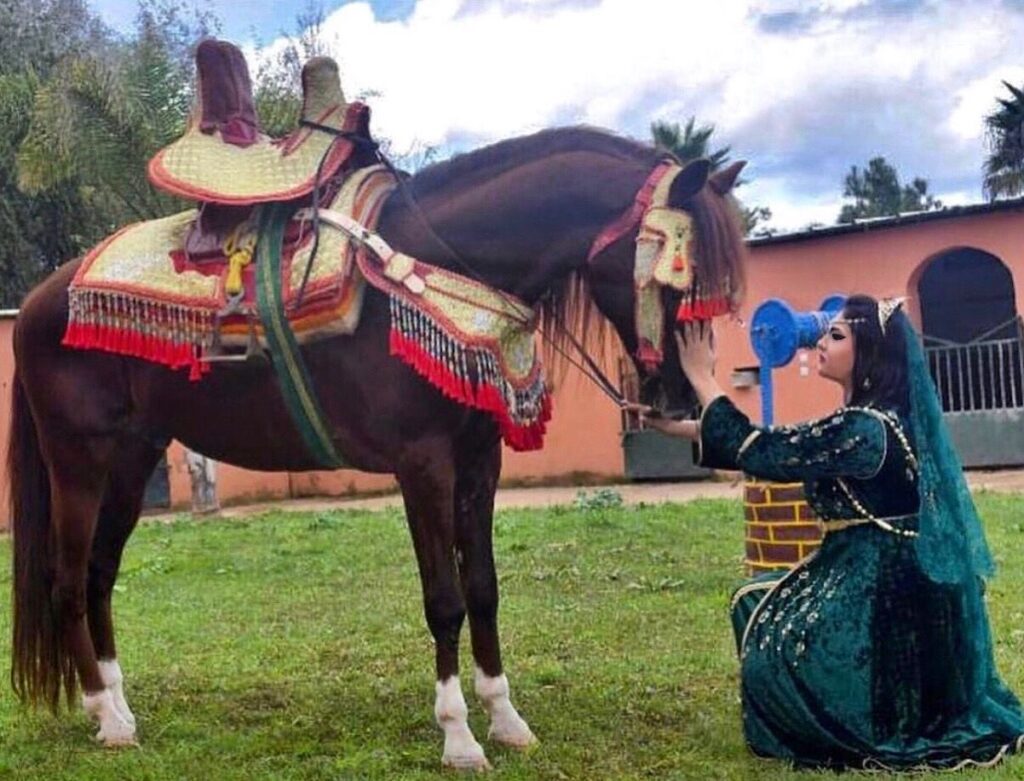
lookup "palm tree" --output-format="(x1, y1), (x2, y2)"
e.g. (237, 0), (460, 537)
(984, 81), (1024, 200)
(17, 47), (191, 226)
(651, 117), (731, 169)
(650, 117), (774, 236)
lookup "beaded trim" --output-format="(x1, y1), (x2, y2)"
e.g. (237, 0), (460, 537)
(821, 513), (917, 535)
(846, 405), (918, 473)
(729, 579), (782, 611)
(834, 480), (918, 538)
(736, 430), (761, 458)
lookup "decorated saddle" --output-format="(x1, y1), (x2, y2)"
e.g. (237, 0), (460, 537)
(147, 39), (360, 205)
(63, 40), (551, 452)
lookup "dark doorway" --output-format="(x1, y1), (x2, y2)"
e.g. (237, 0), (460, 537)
(919, 248), (1017, 343)
(917, 248), (1024, 467)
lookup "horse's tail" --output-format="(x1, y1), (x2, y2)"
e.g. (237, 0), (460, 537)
(8, 371), (71, 712)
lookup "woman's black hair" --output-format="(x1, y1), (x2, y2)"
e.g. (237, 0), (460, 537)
(843, 294), (910, 414)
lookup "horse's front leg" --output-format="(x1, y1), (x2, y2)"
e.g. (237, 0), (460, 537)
(397, 442), (490, 771)
(455, 443), (536, 750)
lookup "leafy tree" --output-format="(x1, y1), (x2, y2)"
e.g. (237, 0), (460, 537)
(0, 0), (112, 306)
(837, 156), (942, 223)
(16, 2), (216, 224)
(983, 80), (1024, 200)
(650, 117), (773, 236)
(252, 4), (329, 136)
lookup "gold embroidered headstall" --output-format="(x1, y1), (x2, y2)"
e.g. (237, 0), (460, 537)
(588, 161), (733, 371)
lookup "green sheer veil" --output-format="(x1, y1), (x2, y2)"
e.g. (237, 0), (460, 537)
(899, 312), (996, 584)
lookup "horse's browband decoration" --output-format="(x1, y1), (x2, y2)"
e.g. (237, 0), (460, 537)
(589, 160), (733, 370)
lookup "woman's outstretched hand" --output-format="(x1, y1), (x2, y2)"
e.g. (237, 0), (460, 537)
(674, 323), (726, 408)
(675, 324), (715, 382)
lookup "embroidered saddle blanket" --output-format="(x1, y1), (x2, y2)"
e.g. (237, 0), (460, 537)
(63, 167), (385, 380)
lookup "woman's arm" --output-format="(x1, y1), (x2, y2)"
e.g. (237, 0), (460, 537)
(619, 326), (721, 440)
(675, 322), (887, 482)
(620, 404), (699, 440)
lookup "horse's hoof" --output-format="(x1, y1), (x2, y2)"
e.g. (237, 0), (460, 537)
(490, 729), (537, 750)
(442, 743), (491, 771)
(97, 730), (138, 748)
(83, 689), (137, 748)
(488, 716), (537, 749)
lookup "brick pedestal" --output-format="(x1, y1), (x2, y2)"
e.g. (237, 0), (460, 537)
(743, 481), (823, 575)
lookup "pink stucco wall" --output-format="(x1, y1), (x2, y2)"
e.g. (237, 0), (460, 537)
(3, 204), (1023, 517)
(721, 207), (1024, 426)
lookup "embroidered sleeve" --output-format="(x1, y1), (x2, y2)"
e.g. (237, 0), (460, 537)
(697, 397), (888, 481)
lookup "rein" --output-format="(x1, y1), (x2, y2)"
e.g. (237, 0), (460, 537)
(296, 122), (679, 407)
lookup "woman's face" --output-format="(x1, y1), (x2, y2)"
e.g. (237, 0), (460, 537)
(817, 317), (856, 387)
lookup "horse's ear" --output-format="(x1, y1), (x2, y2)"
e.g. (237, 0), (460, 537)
(669, 158), (711, 205)
(708, 161), (746, 196)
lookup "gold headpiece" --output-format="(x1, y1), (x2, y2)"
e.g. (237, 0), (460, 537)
(877, 296), (906, 335)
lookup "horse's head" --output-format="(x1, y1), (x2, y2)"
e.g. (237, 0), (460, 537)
(377, 127), (747, 415)
(586, 158), (748, 415)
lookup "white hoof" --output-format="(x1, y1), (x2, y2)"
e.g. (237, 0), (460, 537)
(82, 689), (137, 747)
(436, 676), (491, 770)
(442, 738), (492, 771)
(98, 659), (136, 728)
(474, 668), (537, 749)
(488, 715), (537, 749)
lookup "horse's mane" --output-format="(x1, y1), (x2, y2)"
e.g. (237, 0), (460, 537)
(408, 125), (664, 198)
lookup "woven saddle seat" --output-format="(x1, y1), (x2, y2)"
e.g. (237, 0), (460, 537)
(148, 39), (375, 260)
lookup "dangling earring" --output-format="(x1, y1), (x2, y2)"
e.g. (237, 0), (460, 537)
(862, 377), (872, 391)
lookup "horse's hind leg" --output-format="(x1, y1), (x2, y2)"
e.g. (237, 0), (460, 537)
(88, 437), (165, 731)
(454, 443), (536, 749)
(397, 440), (490, 771)
(47, 438), (137, 745)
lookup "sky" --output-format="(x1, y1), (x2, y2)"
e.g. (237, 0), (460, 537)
(87, 0), (1024, 233)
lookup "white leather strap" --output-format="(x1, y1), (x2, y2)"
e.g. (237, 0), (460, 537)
(294, 207), (395, 263)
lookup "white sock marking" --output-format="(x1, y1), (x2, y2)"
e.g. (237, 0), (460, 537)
(435, 676), (489, 769)
(474, 667), (536, 747)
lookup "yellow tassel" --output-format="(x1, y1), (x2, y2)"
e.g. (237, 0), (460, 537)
(223, 226), (256, 296)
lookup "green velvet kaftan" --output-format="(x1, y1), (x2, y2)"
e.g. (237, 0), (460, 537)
(699, 395), (1024, 770)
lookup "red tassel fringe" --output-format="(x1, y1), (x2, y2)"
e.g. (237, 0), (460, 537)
(62, 321), (207, 381)
(675, 296), (732, 323)
(390, 329), (551, 451)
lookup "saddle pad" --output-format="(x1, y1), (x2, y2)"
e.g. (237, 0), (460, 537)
(61, 183), (377, 379)
(351, 244), (551, 452)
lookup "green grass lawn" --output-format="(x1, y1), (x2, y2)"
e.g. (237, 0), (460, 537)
(2, 493), (1024, 780)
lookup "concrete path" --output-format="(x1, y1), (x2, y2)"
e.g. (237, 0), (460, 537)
(155, 468), (1024, 520)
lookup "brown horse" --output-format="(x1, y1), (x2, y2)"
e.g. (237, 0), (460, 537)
(7, 126), (746, 768)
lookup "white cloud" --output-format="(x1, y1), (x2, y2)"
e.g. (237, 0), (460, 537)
(259, 0), (1024, 232)
(743, 176), (841, 231)
(949, 66), (1024, 142)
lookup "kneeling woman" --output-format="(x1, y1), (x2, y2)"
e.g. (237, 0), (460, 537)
(634, 295), (1024, 771)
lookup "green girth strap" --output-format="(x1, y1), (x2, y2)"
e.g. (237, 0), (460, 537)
(254, 203), (346, 469)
